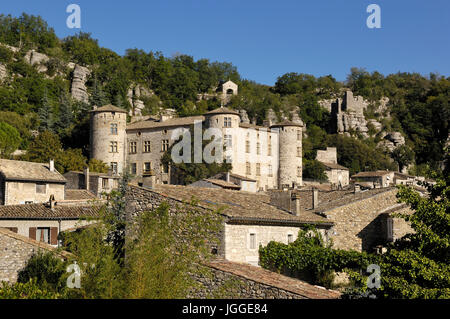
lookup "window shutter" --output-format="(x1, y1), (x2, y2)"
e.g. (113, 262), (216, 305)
(50, 227), (58, 245)
(29, 227), (36, 240)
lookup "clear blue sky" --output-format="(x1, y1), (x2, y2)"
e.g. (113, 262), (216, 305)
(1, 0), (449, 85)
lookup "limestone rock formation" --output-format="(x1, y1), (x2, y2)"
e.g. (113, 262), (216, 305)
(24, 50), (49, 73)
(127, 83), (154, 116)
(70, 64), (91, 103)
(367, 119), (383, 132)
(0, 63), (7, 82)
(378, 131), (406, 152)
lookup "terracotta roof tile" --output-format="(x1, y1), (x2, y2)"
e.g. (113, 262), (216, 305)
(65, 189), (97, 200)
(90, 104), (127, 113)
(147, 185), (331, 225)
(0, 203), (102, 219)
(206, 260), (341, 299)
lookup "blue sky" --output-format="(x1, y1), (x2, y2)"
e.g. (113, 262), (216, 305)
(1, 0), (449, 85)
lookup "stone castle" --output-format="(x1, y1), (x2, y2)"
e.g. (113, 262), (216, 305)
(89, 82), (304, 191)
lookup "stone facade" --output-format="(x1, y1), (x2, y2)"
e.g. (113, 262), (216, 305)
(0, 228), (69, 283)
(188, 261), (340, 299)
(1, 180), (65, 205)
(322, 188), (413, 251)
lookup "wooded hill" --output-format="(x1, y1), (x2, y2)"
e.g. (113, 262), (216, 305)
(0, 13), (448, 178)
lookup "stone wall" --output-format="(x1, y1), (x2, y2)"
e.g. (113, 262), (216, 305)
(316, 147), (337, 164)
(125, 185), (226, 258)
(324, 189), (413, 251)
(5, 181), (65, 205)
(188, 265), (306, 299)
(0, 229), (68, 283)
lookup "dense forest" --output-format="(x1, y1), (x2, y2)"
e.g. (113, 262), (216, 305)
(0, 13), (448, 178)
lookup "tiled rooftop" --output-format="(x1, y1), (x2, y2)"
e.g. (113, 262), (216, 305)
(126, 115), (205, 130)
(0, 159), (66, 183)
(0, 202), (102, 219)
(65, 189), (98, 201)
(149, 185), (331, 225)
(206, 260), (341, 299)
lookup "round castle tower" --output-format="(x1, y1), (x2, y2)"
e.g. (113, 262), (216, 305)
(90, 104), (127, 175)
(271, 121), (304, 188)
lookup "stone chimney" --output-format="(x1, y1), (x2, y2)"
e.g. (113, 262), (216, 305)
(354, 184), (361, 193)
(226, 172), (230, 183)
(291, 192), (301, 216)
(312, 188), (319, 209)
(49, 194), (55, 210)
(84, 167), (90, 191)
(49, 159), (55, 172)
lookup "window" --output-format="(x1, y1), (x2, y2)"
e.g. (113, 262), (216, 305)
(224, 117), (232, 127)
(288, 234), (294, 244)
(297, 130), (302, 141)
(246, 162), (251, 175)
(110, 123), (118, 135)
(256, 163), (261, 176)
(268, 142), (272, 156)
(224, 135), (232, 148)
(25, 201), (33, 205)
(297, 166), (302, 177)
(161, 139), (169, 152)
(130, 163), (137, 175)
(162, 129), (168, 135)
(143, 141), (151, 153)
(110, 141), (118, 153)
(268, 164), (273, 177)
(256, 142), (261, 155)
(36, 228), (50, 244)
(297, 146), (302, 157)
(160, 163), (168, 174)
(102, 178), (108, 189)
(36, 183), (46, 194)
(143, 162), (152, 174)
(245, 140), (250, 153)
(110, 162), (118, 174)
(249, 233), (256, 250)
(129, 141), (137, 154)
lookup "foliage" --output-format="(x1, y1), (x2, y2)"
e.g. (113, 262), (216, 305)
(259, 226), (376, 288)
(0, 121), (21, 158)
(23, 130), (87, 173)
(303, 159), (328, 182)
(0, 278), (60, 299)
(17, 251), (67, 293)
(88, 158), (109, 173)
(162, 126), (232, 185)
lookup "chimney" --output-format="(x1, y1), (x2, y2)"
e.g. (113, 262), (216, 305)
(312, 188), (319, 209)
(49, 159), (55, 172)
(291, 192), (301, 216)
(226, 172), (230, 183)
(84, 167), (90, 191)
(354, 184), (361, 193)
(49, 195), (55, 210)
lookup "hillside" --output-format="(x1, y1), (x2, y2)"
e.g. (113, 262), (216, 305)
(0, 13), (448, 178)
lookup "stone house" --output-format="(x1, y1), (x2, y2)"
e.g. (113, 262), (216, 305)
(0, 159), (66, 205)
(315, 147), (349, 188)
(310, 187), (413, 252)
(125, 184), (333, 266)
(0, 227), (71, 283)
(351, 170), (395, 188)
(0, 198), (101, 247)
(64, 168), (120, 197)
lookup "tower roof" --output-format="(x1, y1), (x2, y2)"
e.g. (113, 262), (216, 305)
(270, 120), (304, 128)
(204, 106), (239, 116)
(90, 104), (127, 113)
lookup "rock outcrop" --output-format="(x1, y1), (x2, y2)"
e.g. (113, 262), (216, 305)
(128, 83), (154, 116)
(239, 109), (250, 124)
(70, 64), (91, 103)
(378, 132), (406, 152)
(24, 50), (49, 73)
(0, 63), (7, 82)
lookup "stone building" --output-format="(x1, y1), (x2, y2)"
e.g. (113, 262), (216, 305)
(315, 147), (349, 188)
(125, 184), (333, 266)
(0, 159), (66, 205)
(0, 198), (100, 246)
(90, 97), (304, 191)
(351, 170), (395, 188)
(64, 168), (120, 197)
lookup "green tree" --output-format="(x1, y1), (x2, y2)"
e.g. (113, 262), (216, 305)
(0, 121), (21, 158)
(303, 159), (328, 182)
(88, 158), (109, 173)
